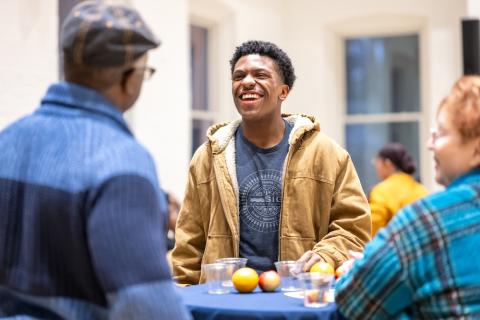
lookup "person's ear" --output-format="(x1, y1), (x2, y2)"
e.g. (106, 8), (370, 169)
(384, 159), (396, 171)
(279, 84), (290, 101)
(120, 69), (135, 94)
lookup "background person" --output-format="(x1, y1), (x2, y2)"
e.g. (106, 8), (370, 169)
(0, 1), (190, 319)
(172, 40), (371, 285)
(165, 190), (180, 250)
(335, 75), (480, 319)
(369, 142), (428, 236)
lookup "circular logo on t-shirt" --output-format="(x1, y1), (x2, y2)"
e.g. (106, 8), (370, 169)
(239, 169), (282, 233)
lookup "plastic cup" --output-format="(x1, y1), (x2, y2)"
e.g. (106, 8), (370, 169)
(274, 260), (305, 291)
(216, 257), (248, 287)
(297, 272), (334, 308)
(202, 263), (230, 294)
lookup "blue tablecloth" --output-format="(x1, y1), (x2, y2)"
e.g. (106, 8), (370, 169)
(177, 284), (346, 320)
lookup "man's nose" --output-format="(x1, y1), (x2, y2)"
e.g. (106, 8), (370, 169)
(241, 74), (255, 88)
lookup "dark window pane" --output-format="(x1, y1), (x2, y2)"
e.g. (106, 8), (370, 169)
(346, 34), (419, 114)
(192, 119), (212, 155)
(190, 25), (209, 111)
(346, 122), (421, 194)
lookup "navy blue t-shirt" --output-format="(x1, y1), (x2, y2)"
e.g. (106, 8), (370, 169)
(235, 121), (292, 272)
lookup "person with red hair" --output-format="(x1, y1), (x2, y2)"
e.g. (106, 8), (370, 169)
(336, 76), (480, 319)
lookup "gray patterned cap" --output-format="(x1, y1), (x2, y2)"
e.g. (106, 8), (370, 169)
(60, 0), (160, 67)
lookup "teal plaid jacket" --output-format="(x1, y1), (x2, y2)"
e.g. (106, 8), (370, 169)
(335, 169), (480, 319)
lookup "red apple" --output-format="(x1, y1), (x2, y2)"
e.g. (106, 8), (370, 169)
(258, 270), (281, 292)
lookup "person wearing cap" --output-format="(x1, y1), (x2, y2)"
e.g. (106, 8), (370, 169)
(172, 40), (371, 285)
(0, 1), (190, 319)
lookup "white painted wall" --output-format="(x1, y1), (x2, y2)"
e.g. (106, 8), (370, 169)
(0, 0), (58, 129)
(467, 0), (480, 17)
(131, 0), (191, 198)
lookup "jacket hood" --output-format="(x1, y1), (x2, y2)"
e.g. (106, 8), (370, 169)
(206, 113), (320, 154)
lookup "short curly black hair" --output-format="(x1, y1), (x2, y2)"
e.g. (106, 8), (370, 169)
(229, 40), (296, 88)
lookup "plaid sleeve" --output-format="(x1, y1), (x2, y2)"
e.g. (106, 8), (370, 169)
(334, 228), (413, 319)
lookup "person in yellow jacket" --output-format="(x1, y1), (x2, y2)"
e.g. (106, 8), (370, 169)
(370, 143), (428, 236)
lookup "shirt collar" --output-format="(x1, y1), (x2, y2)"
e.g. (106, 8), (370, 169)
(40, 81), (132, 135)
(448, 168), (480, 189)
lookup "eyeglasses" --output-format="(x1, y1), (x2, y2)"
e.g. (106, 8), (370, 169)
(430, 128), (439, 143)
(123, 66), (156, 80)
(430, 127), (449, 144)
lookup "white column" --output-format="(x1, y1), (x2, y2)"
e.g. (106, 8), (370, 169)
(0, 0), (58, 129)
(467, 0), (480, 17)
(130, 0), (191, 198)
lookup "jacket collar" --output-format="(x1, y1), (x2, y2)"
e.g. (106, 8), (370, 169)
(39, 81), (132, 135)
(206, 113), (320, 153)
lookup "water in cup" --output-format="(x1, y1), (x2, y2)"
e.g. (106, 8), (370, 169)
(215, 257), (247, 287)
(274, 260), (305, 291)
(202, 263), (230, 294)
(297, 272), (334, 308)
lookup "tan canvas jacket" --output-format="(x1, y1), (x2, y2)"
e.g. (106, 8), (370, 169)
(172, 114), (371, 285)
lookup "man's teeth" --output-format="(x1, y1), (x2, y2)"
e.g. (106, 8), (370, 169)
(242, 93), (260, 99)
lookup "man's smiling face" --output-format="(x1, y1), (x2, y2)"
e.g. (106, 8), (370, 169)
(231, 54), (289, 122)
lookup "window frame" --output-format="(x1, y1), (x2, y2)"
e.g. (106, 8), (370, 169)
(188, 1), (235, 155)
(329, 15), (431, 189)
(189, 23), (217, 154)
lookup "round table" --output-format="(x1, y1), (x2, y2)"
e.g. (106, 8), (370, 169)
(177, 284), (346, 320)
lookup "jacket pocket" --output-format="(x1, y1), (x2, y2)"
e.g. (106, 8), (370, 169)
(203, 235), (235, 264)
(287, 169), (334, 185)
(280, 236), (317, 261)
(199, 235), (235, 283)
(283, 175), (334, 239)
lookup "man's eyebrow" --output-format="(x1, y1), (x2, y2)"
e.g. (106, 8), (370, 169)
(253, 68), (272, 73)
(233, 67), (271, 73)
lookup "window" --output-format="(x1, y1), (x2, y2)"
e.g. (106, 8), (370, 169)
(345, 34), (422, 193)
(190, 25), (215, 155)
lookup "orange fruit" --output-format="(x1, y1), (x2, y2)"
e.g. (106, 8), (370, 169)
(309, 262), (334, 275)
(335, 258), (354, 278)
(335, 265), (345, 279)
(232, 267), (258, 293)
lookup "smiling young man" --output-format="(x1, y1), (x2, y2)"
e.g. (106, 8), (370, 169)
(172, 40), (371, 285)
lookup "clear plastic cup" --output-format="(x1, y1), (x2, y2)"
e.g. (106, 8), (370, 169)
(202, 263), (230, 294)
(274, 260), (305, 291)
(297, 272), (334, 308)
(216, 257), (248, 287)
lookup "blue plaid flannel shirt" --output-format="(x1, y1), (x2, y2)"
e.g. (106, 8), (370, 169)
(335, 169), (480, 319)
